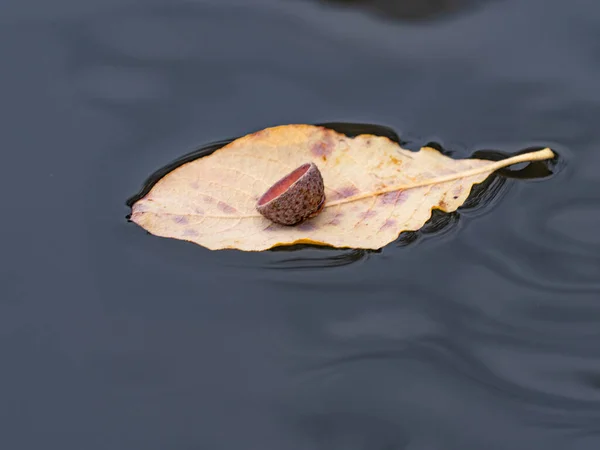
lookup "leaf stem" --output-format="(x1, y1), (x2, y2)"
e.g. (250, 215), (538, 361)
(325, 147), (555, 207)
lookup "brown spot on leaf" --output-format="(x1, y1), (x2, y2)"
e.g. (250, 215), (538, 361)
(389, 155), (401, 165)
(438, 200), (448, 210)
(452, 185), (463, 199)
(218, 201), (237, 214)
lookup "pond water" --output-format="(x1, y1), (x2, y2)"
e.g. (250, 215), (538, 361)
(2, 0), (600, 449)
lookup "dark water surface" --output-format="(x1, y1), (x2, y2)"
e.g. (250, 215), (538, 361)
(2, 0), (600, 448)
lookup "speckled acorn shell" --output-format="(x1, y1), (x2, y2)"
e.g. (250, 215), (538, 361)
(256, 162), (326, 226)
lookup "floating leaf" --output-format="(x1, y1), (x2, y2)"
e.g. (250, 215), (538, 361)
(129, 124), (555, 251)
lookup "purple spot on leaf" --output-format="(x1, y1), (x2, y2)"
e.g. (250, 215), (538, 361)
(360, 210), (377, 220)
(183, 229), (199, 237)
(326, 211), (344, 226)
(311, 135), (334, 158)
(380, 192), (398, 204)
(218, 201), (237, 214)
(298, 222), (317, 232)
(332, 185), (359, 200)
(190, 181), (199, 190)
(380, 218), (397, 230)
(172, 215), (188, 225)
(380, 190), (407, 205)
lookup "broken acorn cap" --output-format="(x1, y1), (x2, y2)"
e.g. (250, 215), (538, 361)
(256, 162), (326, 226)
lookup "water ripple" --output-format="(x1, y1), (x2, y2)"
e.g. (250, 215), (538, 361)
(460, 183), (600, 293)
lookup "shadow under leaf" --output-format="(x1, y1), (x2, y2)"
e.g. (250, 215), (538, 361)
(318, 0), (496, 23)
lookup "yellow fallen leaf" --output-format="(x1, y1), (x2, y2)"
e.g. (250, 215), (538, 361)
(130, 124), (555, 251)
